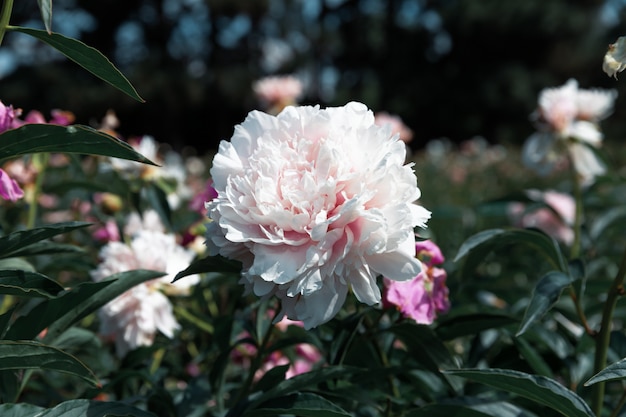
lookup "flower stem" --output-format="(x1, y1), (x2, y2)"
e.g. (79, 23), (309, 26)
(592, 246), (626, 416)
(26, 153), (49, 229)
(0, 0), (13, 46)
(609, 388), (626, 417)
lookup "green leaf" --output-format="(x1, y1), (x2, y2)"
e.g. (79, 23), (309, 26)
(37, 0), (53, 33)
(453, 228), (568, 272)
(6, 241), (85, 258)
(585, 357), (626, 386)
(516, 271), (572, 336)
(435, 313), (517, 340)
(404, 404), (495, 417)
(0, 222), (90, 259)
(12, 399), (157, 417)
(244, 392), (351, 417)
(0, 340), (97, 386)
(9, 27), (144, 102)
(589, 205), (626, 240)
(0, 403), (44, 417)
(514, 337), (553, 378)
(0, 270), (65, 298)
(173, 255), (242, 283)
(144, 183), (172, 230)
(42, 269), (166, 344)
(444, 368), (594, 417)
(0, 124), (155, 164)
(388, 323), (462, 393)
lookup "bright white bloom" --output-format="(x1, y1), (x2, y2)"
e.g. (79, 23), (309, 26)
(522, 79), (616, 186)
(205, 102), (431, 329)
(92, 222), (199, 356)
(603, 36), (626, 79)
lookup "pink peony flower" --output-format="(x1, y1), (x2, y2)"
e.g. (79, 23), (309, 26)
(0, 168), (24, 201)
(508, 190), (576, 245)
(0, 100), (17, 133)
(205, 102), (431, 329)
(91, 218), (200, 356)
(382, 240), (450, 325)
(190, 179), (217, 214)
(522, 79), (616, 186)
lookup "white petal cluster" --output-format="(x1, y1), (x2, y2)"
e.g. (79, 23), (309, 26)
(92, 214), (199, 356)
(603, 37), (626, 79)
(205, 102), (430, 329)
(522, 79), (617, 186)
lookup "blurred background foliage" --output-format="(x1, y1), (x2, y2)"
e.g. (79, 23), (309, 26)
(2, 0), (626, 154)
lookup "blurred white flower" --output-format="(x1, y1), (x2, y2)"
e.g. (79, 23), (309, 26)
(603, 36), (626, 79)
(522, 79), (616, 186)
(253, 75), (303, 113)
(205, 102), (430, 329)
(92, 215), (200, 356)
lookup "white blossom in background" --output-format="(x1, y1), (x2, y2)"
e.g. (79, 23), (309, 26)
(253, 75), (303, 114)
(92, 211), (199, 356)
(205, 102), (430, 329)
(603, 36), (626, 79)
(522, 79), (617, 186)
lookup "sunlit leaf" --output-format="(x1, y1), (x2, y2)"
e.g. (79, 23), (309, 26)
(585, 357), (626, 386)
(0, 340), (97, 386)
(453, 228), (568, 272)
(0, 222), (90, 259)
(244, 392), (351, 417)
(9, 27), (144, 102)
(37, 0), (53, 33)
(516, 271), (572, 336)
(445, 368), (594, 417)
(0, 124), (154, 164)
(0, 403), (44, 417)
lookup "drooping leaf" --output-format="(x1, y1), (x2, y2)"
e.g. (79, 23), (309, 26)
(0, 222), (90, 259)
(12, 399), (157, 417)
(585, 357), (626, 386)
(42, 269), (165, 344)
(516, 271), (573, 336)
(453, 228), (568, 272)
(173, 255), (242, 283)
(37, 0), (53, 33)
(435, 312), (517, 340)
(6, 242), (85, 258)
(589, 205), (626, 240)
(388, 323), (462, 393)
(0, 270), (65, 298)
(404, 405), (496, 417)
(9, 27), (144, 102)
(244, 392), (351, 417)
(444, 368), (594, 417)
(0, 340), (97, 386)
(513, 337), (553, 378)
(0, 124), (154, 164)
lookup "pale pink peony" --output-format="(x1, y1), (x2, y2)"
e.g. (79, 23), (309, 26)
(508, 190), (576, 245)
(205, 102), (430, 329)
(522, 79), (616, 186)
(0, 168), (24, 201)
(253, 75), (303, 113)
(382, 240), (450, 324)
(92, 220), (200, 356)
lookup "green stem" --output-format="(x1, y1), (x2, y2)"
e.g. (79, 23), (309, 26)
(592, 246), (626, 416)
(0, 0), (13, 46)
(26, 153), (49, 229)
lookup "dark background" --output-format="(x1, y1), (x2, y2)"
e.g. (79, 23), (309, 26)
(2, 0), (625, 154)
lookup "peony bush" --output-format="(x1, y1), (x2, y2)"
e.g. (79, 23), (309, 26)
(4, 2), (626, 417)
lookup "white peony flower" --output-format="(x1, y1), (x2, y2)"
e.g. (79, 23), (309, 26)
(522, 79), (616, 186)
(92, 225), (200, 356)
(205, 102), (430, 329)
